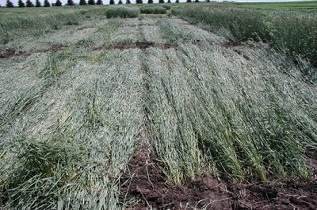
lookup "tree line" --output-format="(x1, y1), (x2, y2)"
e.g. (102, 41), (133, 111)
(4, 0), (203, 7)
(5, 0), (101, 7)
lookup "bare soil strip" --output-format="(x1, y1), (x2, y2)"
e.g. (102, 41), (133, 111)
(0, 44), (66, 58)
(120, 148), (232, 209)
(94, 41), (177, 51)
(120, 154), (317, 209)
(0, 41), (176, 59)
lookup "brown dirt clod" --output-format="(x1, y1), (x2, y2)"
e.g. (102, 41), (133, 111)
(120, 146), (317, 209)
(120, 145), (231, 209)
(0, 48), (22, 58)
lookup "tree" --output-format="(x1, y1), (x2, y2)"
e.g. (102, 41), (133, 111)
(26, 0), (34, 7)
(136, 0), (142, 4)
(195, 0), (198, 2)
(88, 0), (95, 5)
(44, 0), (50, 6)
(96, 0), (103, 5)
(109, 0), (114, 4)
(126, 0), (131, 4)
(148, 0), (153, 3)
(118, 0), (122, 4)
(36, 0), (41, 6)
(159, 0), (164, 3)
(176, 0), (179, 3)
(18, 0), (25, 7)
(54, 0), (62, 6)
(79, 0), (86, 5)
(187, 0), (191, 2)
(67, 0), (74, 5)
(6, 0), (14, 7)
(167, 0), (171, 3)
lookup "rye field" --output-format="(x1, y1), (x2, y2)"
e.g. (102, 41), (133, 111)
(0, 1), (317, 209)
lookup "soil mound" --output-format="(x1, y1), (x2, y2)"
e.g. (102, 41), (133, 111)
(120, 147), (317, 209)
